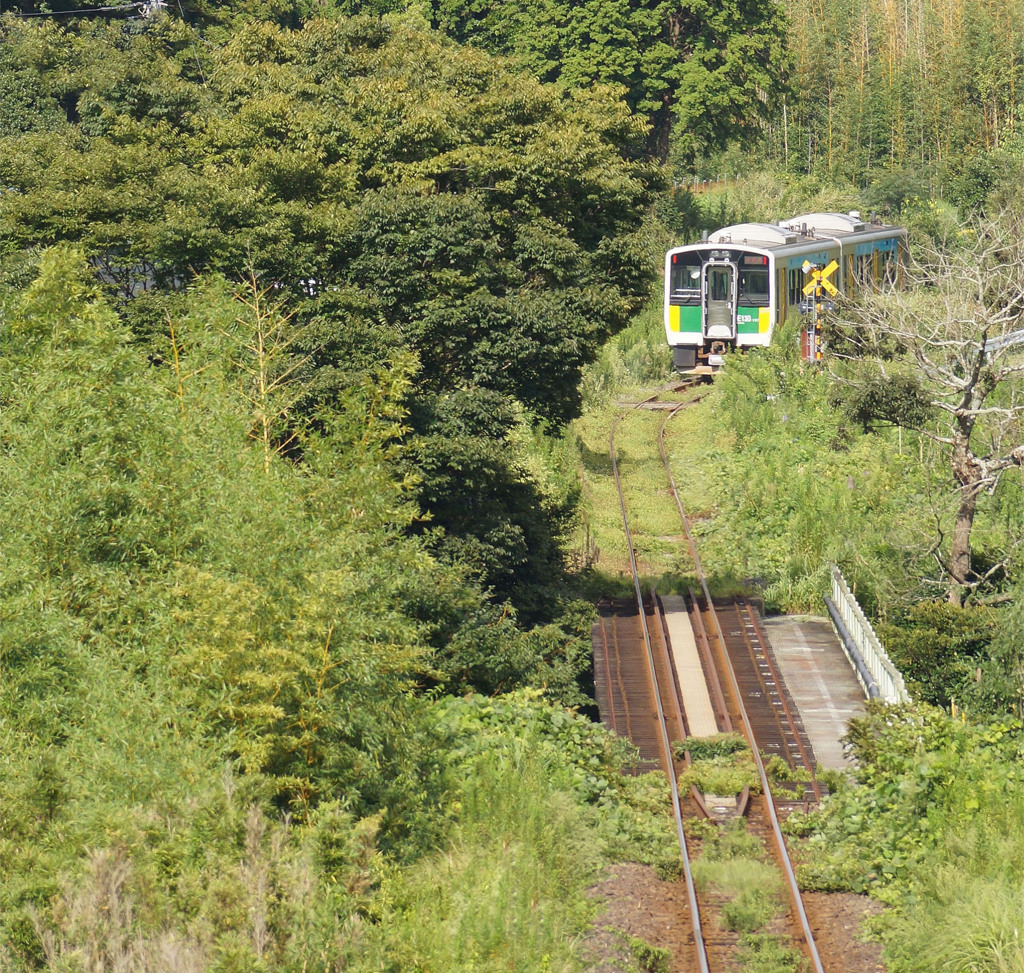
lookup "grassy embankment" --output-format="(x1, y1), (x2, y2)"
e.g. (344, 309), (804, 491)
(359, 696), (682, 973)
(575, 301), (945, 615)
(572, 292), (1024, 971)
(791, 702), (1024, 972)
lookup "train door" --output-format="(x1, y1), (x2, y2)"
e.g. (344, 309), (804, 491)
(703, 261), (736, 339)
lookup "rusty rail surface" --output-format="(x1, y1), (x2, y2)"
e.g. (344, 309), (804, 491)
(594, 597), (673, 775)
(608, 404), (711, 973)
(656, 399), (826, 973)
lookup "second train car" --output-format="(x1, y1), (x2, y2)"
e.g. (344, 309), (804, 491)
(664, 212), (907, 370)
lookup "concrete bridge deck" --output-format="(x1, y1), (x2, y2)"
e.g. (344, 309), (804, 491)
(760, 614), (867, 771)
(594, 602), (867, 775)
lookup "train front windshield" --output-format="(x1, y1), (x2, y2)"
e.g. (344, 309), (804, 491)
(670, 253), (702, 299)
(738, 269), (770, 305)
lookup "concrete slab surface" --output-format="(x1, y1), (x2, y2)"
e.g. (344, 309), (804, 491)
(661, 595), (719, 738)
(761, 614), (867, 771)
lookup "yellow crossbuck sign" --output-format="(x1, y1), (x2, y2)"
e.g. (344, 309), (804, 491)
(802, 259), (839, 297)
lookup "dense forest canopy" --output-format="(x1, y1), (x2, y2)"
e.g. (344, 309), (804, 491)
(0, 14), (659, 423)
(0, 194), (663, 973)
(6, 0), (1023, 190)
(419, 0), (792, 162)
(0, 11), (664, 615)
(0, 0), (794, 162)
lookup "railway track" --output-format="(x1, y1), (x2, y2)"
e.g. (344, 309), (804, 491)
(594, 382), (827, 972)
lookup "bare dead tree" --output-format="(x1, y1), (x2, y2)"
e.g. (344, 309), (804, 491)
(843, 211), (1024, 605)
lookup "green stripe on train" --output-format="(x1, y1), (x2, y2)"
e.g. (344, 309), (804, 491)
(736, 307), (767, 334)
(672, 305), (702, 332)
(673, 305), (770, 335)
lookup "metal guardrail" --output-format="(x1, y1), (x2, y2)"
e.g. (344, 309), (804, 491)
(825, 565), (910, 704)
(985, 328), (1024, 354)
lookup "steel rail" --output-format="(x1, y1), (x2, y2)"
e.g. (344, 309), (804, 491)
(601, 608), (621, 735)
(658, 402), (826, 973)
(727, 599), (820, 798)
(736, 599), (822, 802)
(609, 408), (711, 973)
(649, 592), (690, 759)
(604, 609), (629, 739)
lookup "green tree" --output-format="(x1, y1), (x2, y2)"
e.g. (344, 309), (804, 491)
(668, 0), (791, 165)
(0, 16), (658, 426)
(1, 248), (591, 830)
(0, 15), (659, 611)
(425, 0), (790, 161)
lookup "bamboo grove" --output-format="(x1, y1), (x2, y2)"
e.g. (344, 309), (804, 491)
(778, 0), (1024, 182)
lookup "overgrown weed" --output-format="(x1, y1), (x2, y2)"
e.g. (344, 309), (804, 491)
(581, 299), (673, 408)
(677, 740), (758, 797)
(736, 932), (810, 972)
(691, 820), (787, 942)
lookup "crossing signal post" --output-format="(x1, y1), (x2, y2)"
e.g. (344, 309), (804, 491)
(800, 259), (838, 363)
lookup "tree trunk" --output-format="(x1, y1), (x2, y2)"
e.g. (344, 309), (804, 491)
(948, 489), (978, 606)
(948, 426), (983, 605)
(650, 91), (673, 161)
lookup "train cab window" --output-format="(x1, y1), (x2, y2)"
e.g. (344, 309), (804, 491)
(670, 255), (701, 300)
(738, 269), (769, 306)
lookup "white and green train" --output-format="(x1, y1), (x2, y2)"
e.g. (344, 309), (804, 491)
(664, 212), (908, 370)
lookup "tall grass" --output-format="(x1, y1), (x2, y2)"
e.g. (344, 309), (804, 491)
(799, 706), (1024, 972)
(365, 742), (606, 973)
(582, 299), (673, 408)
(892, 873), (1024, 972)
(692, 858), (782, 933)
(659, 323), (937, 613)
(878, 788), (1024, 972)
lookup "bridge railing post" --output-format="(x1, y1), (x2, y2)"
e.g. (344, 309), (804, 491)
(825, 565), (910, 704)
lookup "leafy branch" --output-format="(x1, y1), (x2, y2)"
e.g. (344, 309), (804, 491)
(231, 270), (315, 473)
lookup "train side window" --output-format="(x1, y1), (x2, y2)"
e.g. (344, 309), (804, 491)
(787, 269), (801, 307)
(881, 246), (898, 285)
(857, 253), (873, 287)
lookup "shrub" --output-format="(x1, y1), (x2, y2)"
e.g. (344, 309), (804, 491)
(676, 733), (748, 761)
(878, 601), (996, 708)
